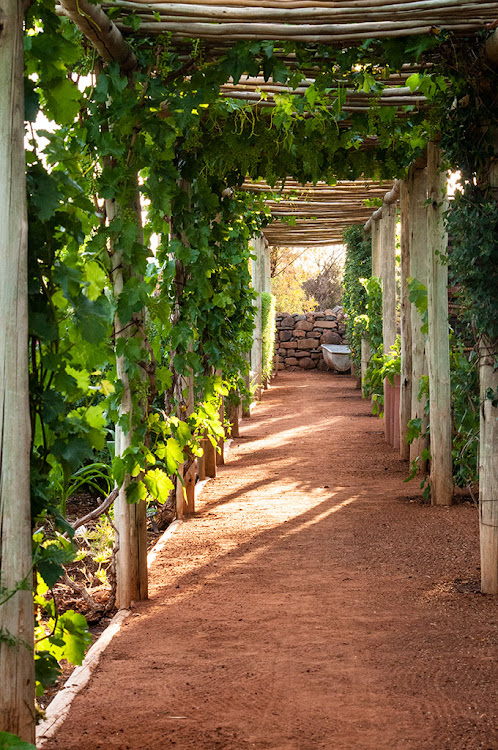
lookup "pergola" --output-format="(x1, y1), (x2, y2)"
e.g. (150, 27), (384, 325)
(1, 1), (498, 742)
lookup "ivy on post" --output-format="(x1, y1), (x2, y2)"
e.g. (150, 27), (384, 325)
(399, 180), (412, 461)
(408, 162), (429, 473)
(426, 142), (452, 506)
(107, 185), (148, 609)
(0, 0), (36, 740)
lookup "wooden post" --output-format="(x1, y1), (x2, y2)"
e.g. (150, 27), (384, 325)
(250, 234), (265, 399)
(479, 155), (498, 593)
(184, 462), (196, 515)
(408, 164), (429, 472)
(426, 143), (453, 506)
(204, 438), (217, 478)
(0, 1), (36, 740)
(360, 336), (370, 395)
(216, 396), (225, 466)
(371, 217), (381, 277)
(399, 179), (413, 460)
(108, 187), (148, 609)
(479, 335), (498, 593)
(380, 202), (397, 355)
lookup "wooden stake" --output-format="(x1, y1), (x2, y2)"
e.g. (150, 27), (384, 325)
(371, 218), (381, 277)
(0, 1), (36, 740)
(399, 179), (412, 460)
(426, 142), (452, 506)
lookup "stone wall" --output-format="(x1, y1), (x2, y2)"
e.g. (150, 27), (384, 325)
(275, 307), (347, 371)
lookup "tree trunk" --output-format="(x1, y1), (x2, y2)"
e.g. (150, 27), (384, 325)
(0, 1), (36, 740)
(426, 143), (452, 506)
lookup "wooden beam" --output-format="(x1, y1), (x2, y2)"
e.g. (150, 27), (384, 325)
(59, 0), (137, 71)
(0, 0), (36, 741)
(426, 143), (452, 506)
(399, 179), (412, 460)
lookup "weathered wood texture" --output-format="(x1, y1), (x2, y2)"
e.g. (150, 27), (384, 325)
(108, 190), (148, 609)
(399, 179), (412, 460)
(0, 1), (36, 740)
(426, 143), (452, 506)
(408, 165), (429, 471)
(371, 217), (381, 277)
(479, 155), (498, 593)
(59, 0), (137, 70)
(380, 201), (397, 355)
(479, 335), (498, 593)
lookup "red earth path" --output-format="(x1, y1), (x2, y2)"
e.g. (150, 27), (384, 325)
(43, 371), (497, 750)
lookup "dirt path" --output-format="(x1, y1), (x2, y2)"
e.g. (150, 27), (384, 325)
(43, 371), (497, 750)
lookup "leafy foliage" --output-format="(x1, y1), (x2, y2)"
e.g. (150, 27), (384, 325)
(261, 293), (277, 382)
(342, 226), (372, 372)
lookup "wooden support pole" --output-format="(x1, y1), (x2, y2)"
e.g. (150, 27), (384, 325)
(371, 217), (381, 277)
(108, 187), (148, 609)
(399, 179), (412, 460)
(250, 234), (265, 400)
(426, 142), (453, 506)
(408, 165), (429, 471)
(216, 396), (225, 466)
(380, 202), (397, 355)
(0, 1), (36, 740)
(479, 155), (498, 593)
(479, 334), (498, 593)
(204, 438), (217, 478)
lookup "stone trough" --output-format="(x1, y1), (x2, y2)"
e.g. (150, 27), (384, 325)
(321, 344), (351, 372)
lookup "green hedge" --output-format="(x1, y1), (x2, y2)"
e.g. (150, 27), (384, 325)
(261, 292), (277, 382)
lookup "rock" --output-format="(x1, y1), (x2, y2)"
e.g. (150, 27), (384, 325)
(285, 357), (298, 366)
(280, 316), (295, 328)
(297, 338), (320, 350)
(332, 305), (342, 314)
(320, 320), (338, 329)
(295, 320), (313, 331)
(279, 330), (293, 342)
(294, 351), (310, 358)
(277, 363), (285, 370)
(324, 309), (334, 316)
(294, 330), (306, 338)
(294, 314), (306, 321)
(278, 348), (286, 356)
(281, 341), (295, 349)
(311, 353), (322, 359)
(337, 322), (346, 334)
(321, 331), (342, 345)
(286, 349), (296, 356)
(325, 315), (337, 321)
(317, 360), (329, 371)
(306, 330), (321, 337)
(314, 312), (325, 319)
(298, 357), (315, 369)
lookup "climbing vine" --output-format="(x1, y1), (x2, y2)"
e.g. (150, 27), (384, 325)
(6, 0), (497, 724)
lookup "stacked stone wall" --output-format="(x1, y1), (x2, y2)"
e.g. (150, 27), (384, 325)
(275, 307), (347, 371)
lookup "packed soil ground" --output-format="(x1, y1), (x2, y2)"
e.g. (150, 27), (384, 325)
(42, 371), (498, 750)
